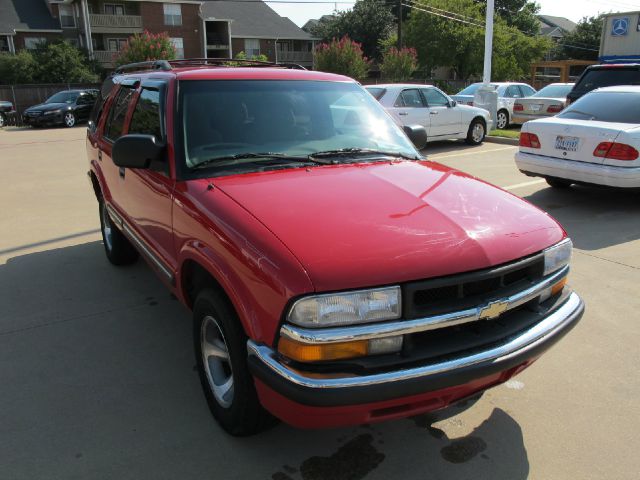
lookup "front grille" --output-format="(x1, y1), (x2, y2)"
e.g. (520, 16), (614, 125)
(403, 253), (545, 318)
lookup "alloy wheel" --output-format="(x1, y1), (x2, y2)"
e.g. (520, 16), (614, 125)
(472, 122), (485, 143)
(201, 315), (234, 408)
(64, 112), (75, 127)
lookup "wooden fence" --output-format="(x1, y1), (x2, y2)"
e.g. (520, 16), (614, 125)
(0, 83), (101, 126)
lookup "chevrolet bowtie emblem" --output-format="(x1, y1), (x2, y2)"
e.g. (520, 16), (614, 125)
(479, 300), (509, 320)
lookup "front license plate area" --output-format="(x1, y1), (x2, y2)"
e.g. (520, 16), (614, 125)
(555, 135), (579, 152)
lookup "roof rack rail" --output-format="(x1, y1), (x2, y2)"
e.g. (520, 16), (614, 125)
(113, 58), (307, 74)
(114, 60), (172, 74)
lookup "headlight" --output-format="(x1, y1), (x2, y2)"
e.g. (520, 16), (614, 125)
(44, 110), (61, 116)
(287, 286), (401, 328)
(543, 238), (572, 276)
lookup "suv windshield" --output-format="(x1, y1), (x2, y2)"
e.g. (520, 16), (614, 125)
(558, 91), (640, 123)
(46, 91), (79, 104)
(533, 84), (573, 98)
(574, 68), (640, 93)
(180, 80), (419, 170)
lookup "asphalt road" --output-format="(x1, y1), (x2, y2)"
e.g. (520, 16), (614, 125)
(1, 128), (638, 480)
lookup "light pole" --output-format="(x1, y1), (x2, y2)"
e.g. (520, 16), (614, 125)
(482, 0), (494, 84)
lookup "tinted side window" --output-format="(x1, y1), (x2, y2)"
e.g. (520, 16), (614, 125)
(366, 87), (386, 100)
(576, 68), (640, 93)
(104, 87), (135, 141)
(422, 88), (449, 107)
(520, 85), (536, 96)
(505, 85), (521, 98)
(129, 89), (162, 139)
(395, 89), (424, 108)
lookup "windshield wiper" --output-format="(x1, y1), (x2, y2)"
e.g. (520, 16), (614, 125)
(192, 152), (326, 170)
(309, 148), (419, 162)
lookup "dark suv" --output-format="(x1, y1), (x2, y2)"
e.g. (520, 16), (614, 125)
(567, 63), (640, 103)
(23, 89), (98, 128)
(87, 59), (583, 436)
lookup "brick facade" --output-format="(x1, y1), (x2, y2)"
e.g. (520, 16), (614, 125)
(139, 2), (202, 58)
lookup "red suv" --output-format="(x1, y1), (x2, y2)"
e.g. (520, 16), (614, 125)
(87, 59), (584, 435)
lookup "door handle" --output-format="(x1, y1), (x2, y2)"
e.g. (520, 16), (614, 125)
(430, 111), (439, 115)
(398, 112), (408, 116)
(119, 167), (125, 179)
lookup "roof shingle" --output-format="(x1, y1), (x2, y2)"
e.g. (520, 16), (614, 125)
(0, 0), (61, 34)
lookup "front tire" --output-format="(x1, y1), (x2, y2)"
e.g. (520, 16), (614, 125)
(99, 200), (138, 265)
(496, 109), (509, 129)
(0, 113), (5, 128)
(64, 112), (76, 128)
(193, 289), (274, 436)
(546, 177), (572, 189)
(465, 118), (486, 145)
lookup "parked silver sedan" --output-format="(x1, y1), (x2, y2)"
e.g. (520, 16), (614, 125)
(512, 83), (574, 124)
(366, 84), (492, 145)
(452, 82), (537, 129)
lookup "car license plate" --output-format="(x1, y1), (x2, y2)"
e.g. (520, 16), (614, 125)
(555, 135), (579, 152)
(530, 104), (543, 112)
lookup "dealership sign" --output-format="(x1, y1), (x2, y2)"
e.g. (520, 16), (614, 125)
(611, 17), (629, 36)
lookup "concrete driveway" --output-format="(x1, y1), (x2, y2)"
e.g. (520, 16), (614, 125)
(1, 128), (638, 479)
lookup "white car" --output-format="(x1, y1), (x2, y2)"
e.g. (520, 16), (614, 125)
(512, 83), (574, 124)
(452, 82), (537, 129)
(515, 86), (640, 189)
(366, 84), (492, 145)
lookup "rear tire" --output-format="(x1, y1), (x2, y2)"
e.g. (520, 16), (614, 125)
(546, 177), (572, 189)
(64, 112), (76, 128)
(496, 109), (509, 129)
(465, 118), (486, 145)
(0, 113), (5, 128)
(193, 288), (275, 436)
(99, 200), (138, 265)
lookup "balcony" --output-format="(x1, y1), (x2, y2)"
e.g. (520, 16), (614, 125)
(277, 51), (313, 65)
(89, 14), (143, 34)
(93, 50), (117, 67)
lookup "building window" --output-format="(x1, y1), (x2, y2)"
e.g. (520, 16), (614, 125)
(244, 39), (260, 58)
(170, 37), (184, 59)
(59, 4), (76, 28)
(107, 38), (128, 51)
(104, 4), (125, 15)
(0, 37), (9, 52)
(164, 4), (182, 26)
(24, 37), (46, 50)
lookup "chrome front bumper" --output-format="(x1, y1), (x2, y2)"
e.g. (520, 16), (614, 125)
(247, 292), (584, 406)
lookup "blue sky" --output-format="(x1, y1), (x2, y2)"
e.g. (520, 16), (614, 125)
(268, 0), (637, 28)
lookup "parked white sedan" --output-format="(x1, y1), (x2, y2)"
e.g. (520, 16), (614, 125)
(512, 83), (574, 124)
(366, 84), (492, 145)
(515, 86), (640, 188)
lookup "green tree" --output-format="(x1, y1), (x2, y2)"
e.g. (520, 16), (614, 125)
(233, 51), (269, 62)
(475, 0), (541, 35)
(0, 50), (38, 84)
(554, 15), (603, 60)
(114, 31), (176, 66)
(32, 41), (99, 83)
(315, 36), (370, 80)
(380, 47), (418, 82)
(314, 0), (395, 60)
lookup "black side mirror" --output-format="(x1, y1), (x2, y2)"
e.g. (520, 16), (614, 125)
(112, 134), (164, 169)
(449, 100), (457, 107)
(403, 125), (428, 150)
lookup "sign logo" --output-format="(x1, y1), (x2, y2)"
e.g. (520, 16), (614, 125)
(612, 17), (629, 36)
(479, 300), (509, 320)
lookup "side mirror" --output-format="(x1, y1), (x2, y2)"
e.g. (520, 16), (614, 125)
(112, 134), (164, 169)
(403, 125), (428, 150)
(449, 100), (457, 107)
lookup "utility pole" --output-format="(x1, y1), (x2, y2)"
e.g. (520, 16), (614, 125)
(397, 0), (402, 49)
(482, 0), (494, 84)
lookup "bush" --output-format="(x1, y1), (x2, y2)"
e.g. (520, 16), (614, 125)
(0, 50), (38, 84)
(315, 36), (370, 80)
(380, 47), (417, 82)
(233, 51), (269, 62)
(114, 31), (176, 66)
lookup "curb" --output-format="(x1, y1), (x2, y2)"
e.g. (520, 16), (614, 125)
(486, 136), (519, 146)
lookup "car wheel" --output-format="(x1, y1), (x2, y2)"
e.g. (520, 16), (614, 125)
(64, 112), (76, 128)
(99, 199), (138, 265)
(194, 288), (274, 436)
(546, 177), (572, 189)
(465, 118), (486, 145)
(0, 113), (5, 128)
(496, 110), (509, 129)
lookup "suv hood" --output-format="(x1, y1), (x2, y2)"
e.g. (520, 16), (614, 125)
(213, 161), (564, 292)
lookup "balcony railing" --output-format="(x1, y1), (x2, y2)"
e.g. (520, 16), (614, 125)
(277, 51), (313, 64)
(93, 50), (117, 66)
(90, 14), (142, 30)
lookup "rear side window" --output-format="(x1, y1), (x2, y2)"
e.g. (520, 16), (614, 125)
(395, 89), (424, 108)
(129, 89), (162, 140)
(104, 87), (135, 141)
(366, 87), (385, 100)
(575, 68), (640, 93)
(519, 85), (536, 97)
(505, 85), (521, 98)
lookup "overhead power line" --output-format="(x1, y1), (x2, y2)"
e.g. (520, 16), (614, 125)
(403, 0), (484, 25)
(401, 2), (485, 28)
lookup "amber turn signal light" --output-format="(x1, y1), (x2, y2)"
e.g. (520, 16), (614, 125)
(278, 337), (368, 362)
(551, 277), (567, 296)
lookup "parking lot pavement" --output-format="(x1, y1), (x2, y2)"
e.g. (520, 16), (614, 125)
(1, 130), (639, 480)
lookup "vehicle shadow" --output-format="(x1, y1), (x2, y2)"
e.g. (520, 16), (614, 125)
(523, 184), (640, 250)
(0, 241), (529, 480)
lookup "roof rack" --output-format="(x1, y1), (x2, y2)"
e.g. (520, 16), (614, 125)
(113, 58), (307, 74)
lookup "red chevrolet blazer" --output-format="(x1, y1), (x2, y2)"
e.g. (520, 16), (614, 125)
(86, 59), (584, 436)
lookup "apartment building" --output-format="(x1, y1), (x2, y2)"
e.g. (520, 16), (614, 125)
(0, 0), (315, 69)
